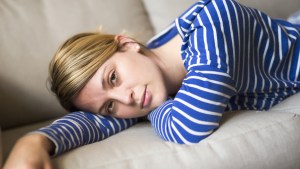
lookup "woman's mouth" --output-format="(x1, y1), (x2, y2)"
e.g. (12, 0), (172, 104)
(141, 86), (152, 108)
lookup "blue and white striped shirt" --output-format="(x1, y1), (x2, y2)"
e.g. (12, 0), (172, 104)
(35, 0), (300, 156)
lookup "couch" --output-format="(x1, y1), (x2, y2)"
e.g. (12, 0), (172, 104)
(1, 0), (300, 168)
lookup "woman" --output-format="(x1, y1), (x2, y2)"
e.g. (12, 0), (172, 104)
(4, 0), (300, 168)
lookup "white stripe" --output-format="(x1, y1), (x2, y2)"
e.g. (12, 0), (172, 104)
(239, 3), (246, 91)
(173, 117), (214, 136)
(278, 25), (283, 60)
(287, 41), (293, 81)
(175, 98), (222, 116)
(182, 82), (231, 98)
(68, 114), (92, 141)
(289, 34), (297, 40)
(160, 107), (171, 140)
(284, 26), (300, 36)
(175, 18), (185, 38)
(58, 119), (83, 142)
(295, 54), (300, 81)
(181, 27), (189, 33)
(267, 18), (276, 74)
(171, 122), (193, 144)
(179, 90), (227, 107)
(182, 5), (199, 24)
(61, 126), (75, 147)
(223, 0), (235, 74)
(122, 119), (127, 129)
(197, 14), (210, 64)
(62, 122), (81, 144)
(250, 10), (258, 94)
(168, 119), (177, 143)
(244, 7), (251, 93)
(234, 3), (242, 89)
(108, 120), (116, 134)
(282, 40), (291, 81)
(256, 17), (265, 91)
(156, 106), (167, 137)
(193, 28), (201, 64)
(258, 11), (273, 90)
(173, 106), (219, 126)
(213, 0), (230, 72)
(195, 70), (231, 77)
(57, 128), (68, 152)
(204, 6), (221, 68)
(267, 17), (280, 89)
(186, 75), (236, 92)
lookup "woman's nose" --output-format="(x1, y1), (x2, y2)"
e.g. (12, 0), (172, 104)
(109, 87), (134, 105)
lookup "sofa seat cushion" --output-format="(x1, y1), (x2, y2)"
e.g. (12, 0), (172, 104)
(51, 95), (300, 168)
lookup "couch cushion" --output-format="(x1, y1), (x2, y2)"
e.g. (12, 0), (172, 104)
(51, 109), (300, 169)
(142, 0), (197, 34)
(143, 0), (300, 34)
(50, 94), (300, 169)
(236, 0), (300, 19)
(270, 92), (300, 115)
(0, 0), (154, 129)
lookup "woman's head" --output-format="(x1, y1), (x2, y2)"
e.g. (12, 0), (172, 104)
(49, 33), (117, 112)
(49, 32), (168, 118)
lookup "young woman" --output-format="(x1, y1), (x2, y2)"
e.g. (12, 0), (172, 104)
(4, 0), (300, 168)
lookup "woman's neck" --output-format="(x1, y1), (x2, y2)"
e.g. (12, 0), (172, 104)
(150, 35), (187, 95)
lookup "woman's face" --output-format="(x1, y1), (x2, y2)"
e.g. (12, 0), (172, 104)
(73, 46), (168, 118)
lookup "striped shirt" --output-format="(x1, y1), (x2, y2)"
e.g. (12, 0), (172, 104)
(34, 0), (300, 156)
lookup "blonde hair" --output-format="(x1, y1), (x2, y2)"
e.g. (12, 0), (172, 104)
(48, 32), (150, 112)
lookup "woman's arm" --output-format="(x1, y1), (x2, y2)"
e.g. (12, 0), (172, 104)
(148, 68), (236, 144)
(4, 112), (138, 168)
(3, 134), (54, 169)
(4, 112), (138, 169)
(33, 111), (138, 156)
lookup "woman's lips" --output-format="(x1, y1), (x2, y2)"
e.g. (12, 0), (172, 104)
(141, 86), (152, 108)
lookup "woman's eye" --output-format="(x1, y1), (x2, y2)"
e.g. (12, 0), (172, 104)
(110, 71), (117, 86)
(106, 101), (114, 114)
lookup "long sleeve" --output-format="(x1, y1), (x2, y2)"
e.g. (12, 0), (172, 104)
(31, 111), (138, 156)
(148, 68), (236, 144)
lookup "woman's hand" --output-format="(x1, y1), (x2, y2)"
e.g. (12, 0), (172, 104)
(3, 134), (55, 169)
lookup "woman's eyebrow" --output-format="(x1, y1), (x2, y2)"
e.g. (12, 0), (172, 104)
(101, 65), (108, 90)
(98, 65), (108, 114)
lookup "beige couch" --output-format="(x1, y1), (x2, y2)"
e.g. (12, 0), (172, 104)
(1, 0), (300, 168)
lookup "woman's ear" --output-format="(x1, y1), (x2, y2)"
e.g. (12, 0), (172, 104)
(114, 34), (140, 52)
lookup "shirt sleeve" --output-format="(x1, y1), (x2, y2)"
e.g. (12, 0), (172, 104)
(147, 0), (237, 144)
(30, 111), (138, 156)
(147, 67), (236, 144)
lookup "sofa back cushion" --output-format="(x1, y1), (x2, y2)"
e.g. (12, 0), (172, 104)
(143, 0), (300, 34)
(0, 0), (154, 129)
